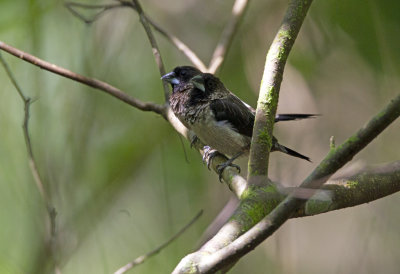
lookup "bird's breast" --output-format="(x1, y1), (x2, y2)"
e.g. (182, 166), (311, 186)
(189, 108), (250, 157)
(170, 94), (250, 157)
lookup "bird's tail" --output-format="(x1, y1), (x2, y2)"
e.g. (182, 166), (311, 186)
(274, 142), (311, 162)
(275, 114), (319, 123)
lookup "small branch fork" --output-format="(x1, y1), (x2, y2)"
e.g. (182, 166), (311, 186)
(65, 0), (249, 74)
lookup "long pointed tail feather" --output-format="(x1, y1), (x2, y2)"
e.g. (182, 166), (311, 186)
(275, 113), (320, 123)
(274, 142), (311, 162)
(282, 145), (311, 162)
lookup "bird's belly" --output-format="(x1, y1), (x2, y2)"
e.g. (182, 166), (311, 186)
(191, 119), (250, 158)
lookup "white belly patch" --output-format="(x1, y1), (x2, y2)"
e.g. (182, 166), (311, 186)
(191, 115), (250, 157)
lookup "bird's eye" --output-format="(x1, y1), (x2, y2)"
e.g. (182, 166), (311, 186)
(180, 70), (187, 76)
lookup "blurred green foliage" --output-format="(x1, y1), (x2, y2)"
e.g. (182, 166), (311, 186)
(0, 0), (399, 273)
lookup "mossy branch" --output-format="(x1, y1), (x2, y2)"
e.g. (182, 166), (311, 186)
(173, 93), (400, 273)
(247, 0), (313, 183)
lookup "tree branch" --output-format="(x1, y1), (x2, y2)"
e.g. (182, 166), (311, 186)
(65, 1), (129, 24)
(173, 93), (400, 273)
(114, 210), (203, 274)
(131, 0), (170, 101)
(0, 52), (48, 203)
(208, 0), (249, 74)
(165, 108), (248, 198)
(247, 0), (313, 184)
(294, 161), (400, 216)
(144, 15), (207, 72)
(0, 39), (246, 199)
(0, 51), (60, 274)
(0, 41), (165, 116)
(66, 1), (207, 71)
(175, 0), (313, 268)
(63, 0), (252, 194)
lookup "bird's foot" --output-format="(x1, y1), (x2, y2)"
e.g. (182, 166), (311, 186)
(203, 146), (241, 182)
(202, 146), (221, 170)
(216, 159), (241, 182)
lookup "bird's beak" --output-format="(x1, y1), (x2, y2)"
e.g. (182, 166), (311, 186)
(190, 75), (205, 92)
(161, 71), (180, 85)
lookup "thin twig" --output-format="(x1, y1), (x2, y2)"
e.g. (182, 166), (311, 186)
(207, 0), (249, 73)
(131, 0), (170, 101)
(144, 15), (207, 71)
(0, 41), (165, 116)
(65, 1), (207, 71)
(114, 210), (203, 274)
(0, 52), (48, 201)
(65, 1), (128, 24)
(0, 51), (59, 273)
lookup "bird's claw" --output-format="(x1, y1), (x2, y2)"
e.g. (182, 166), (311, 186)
(202, 146), (220, 170)
(216, 162), (241, 183)
(202, 146), (241, 182)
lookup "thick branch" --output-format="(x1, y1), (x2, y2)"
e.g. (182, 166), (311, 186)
(172, 1), (313, 270)
(295, 161), (400, 216)
(0, 41), (165, 116)
(190, 160), (400, 261)
(247, 0), (313, 183)
(174, 93), (400, 273)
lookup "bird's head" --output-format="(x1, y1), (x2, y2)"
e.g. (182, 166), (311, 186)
(161, 66), (202, 91)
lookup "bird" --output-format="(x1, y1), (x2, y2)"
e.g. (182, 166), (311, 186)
(162, 66), (314, 179)
(161, 66), (316, 123)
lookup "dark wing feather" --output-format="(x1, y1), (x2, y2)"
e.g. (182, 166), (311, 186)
(210, 94), (255, 137)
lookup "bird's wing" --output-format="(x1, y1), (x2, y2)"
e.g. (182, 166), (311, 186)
(210, 94), (255, 137)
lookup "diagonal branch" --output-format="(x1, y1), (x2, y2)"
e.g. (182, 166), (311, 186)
(144, 15), (207, 72)
(114, 210), (203, 274)
(293, 160), (400, 217)
(207, 0), (249, 74)
(0, 51), (60, 274)
(0, 52), (48, 202)
(0, 39), (246, 198)
(0, 41), (165, 116)
(165, 108), (249, 198)
(175, 93), (400, 273)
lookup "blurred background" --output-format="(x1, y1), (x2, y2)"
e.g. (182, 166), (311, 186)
(0, 0), (399, 273)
